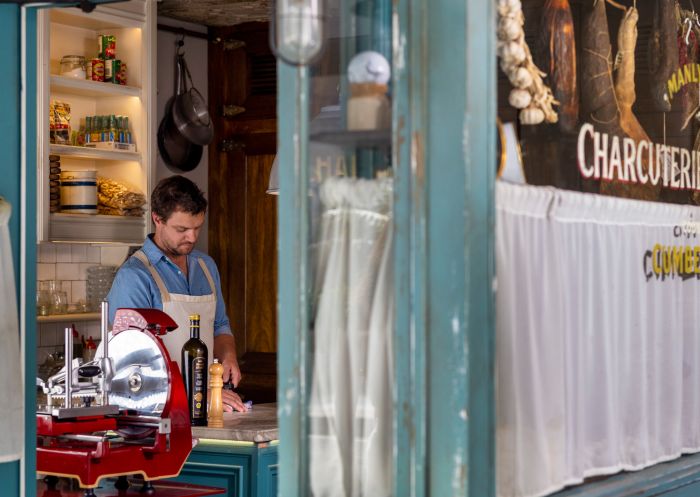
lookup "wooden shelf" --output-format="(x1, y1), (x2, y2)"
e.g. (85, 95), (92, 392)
(51, 75), (141, 98)
(310, 129), (391, 148)
(38, 312), (100, 324)
(50, 144), (140, 162)
(50, 213), (145, 244)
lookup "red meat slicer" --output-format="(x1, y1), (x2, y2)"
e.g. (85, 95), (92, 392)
(36, 304), (200, 497)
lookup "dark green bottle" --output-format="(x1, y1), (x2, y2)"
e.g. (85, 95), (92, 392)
(181, 313), (208, 426)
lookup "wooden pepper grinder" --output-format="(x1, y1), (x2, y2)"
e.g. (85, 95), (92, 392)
(208, 359), (224, 428)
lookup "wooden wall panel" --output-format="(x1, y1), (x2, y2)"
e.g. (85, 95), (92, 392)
(208, 23), (277, 402)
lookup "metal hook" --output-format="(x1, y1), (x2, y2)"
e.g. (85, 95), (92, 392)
(176, 31), (185, 55)
(684, 17), (694, 44)
(175, 28), (185, 55)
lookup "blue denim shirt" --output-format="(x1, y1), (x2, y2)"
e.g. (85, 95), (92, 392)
(106, 235), (232, 336)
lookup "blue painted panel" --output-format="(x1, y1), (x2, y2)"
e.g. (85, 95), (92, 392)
(0, 461), (20, 497)
(24, 7), (38, 497)
(0, 4), (20, 294)
(256, 447), (278, 497)
(424, 0), (496, 496)
(277, 61), (310, 497)
(174, 449), (252, 497)
(0, 6), (22, 497)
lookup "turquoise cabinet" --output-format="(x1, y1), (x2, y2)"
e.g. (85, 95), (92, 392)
(172, 440), (278, 497)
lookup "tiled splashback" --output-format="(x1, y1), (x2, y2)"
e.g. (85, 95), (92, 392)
(37, 242), (132, 364)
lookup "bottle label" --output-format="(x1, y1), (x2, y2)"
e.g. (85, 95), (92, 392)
(191, 356), (207, 420)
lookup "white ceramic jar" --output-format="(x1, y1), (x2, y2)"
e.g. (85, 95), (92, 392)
(60, 170), (97, 214)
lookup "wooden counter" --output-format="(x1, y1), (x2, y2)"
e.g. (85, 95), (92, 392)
(191, 403), (278, 443)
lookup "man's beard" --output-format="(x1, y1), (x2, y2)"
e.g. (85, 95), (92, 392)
(164, 240), (194, 257)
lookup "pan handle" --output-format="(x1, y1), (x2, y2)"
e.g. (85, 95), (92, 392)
(175, 54), (188, 95)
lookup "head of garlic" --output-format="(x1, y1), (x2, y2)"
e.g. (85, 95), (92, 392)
(509, 88), (532, 109)
(519, 106), (545, 125)
(498, 16), (522, 41)
(498, 41), (527, 66)
(508, 67), (533, 89)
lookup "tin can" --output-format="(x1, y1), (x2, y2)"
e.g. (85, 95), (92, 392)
(90, 58), (104, 82)
(98, 34), (116, 59)
(104, 59), (120, 83)
(116, 62), (127, 85)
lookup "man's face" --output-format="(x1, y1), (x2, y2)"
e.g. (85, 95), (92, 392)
(153, 209), (205, 257)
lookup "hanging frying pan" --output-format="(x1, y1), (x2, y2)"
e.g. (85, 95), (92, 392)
(158, 97), (203, 172)
(157, 52), (203, 172)
(171, 54), (214, 146)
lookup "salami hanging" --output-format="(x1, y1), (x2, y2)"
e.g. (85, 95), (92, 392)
(539, 0), (578, 132)
(648, 0), (680, 112)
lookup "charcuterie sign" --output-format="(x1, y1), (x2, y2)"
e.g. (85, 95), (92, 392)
(667, 63), (700, 103)
(578, 122), (700, 192)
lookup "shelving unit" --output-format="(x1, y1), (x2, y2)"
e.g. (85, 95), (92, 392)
(49, 74), (141, 98)
(50, 144), (140, 162)
(310, 129), (391, 148)
(37, 0), (155, 244)
(37, 312), (101, 324)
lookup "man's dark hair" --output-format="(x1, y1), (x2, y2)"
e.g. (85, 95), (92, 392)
(151, 175), (207, 221)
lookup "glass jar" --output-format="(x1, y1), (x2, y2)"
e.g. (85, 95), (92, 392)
(59, 55), (87, 79)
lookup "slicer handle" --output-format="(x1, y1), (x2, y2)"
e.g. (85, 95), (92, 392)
(208, 360), (224, 428)
(78, 365), (101, 378)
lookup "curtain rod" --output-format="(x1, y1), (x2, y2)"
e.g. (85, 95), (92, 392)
(157, 23), (209, 41)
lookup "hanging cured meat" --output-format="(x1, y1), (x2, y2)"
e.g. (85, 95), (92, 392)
(606, 6), (660, 200)
(539, 0), (578, 132)
(582, 0), (658, 200)
(581, 0), (622, 135)
(648, 0), (680, 112)
(615, 8), (649, 142)
(678, 14), (700, 130)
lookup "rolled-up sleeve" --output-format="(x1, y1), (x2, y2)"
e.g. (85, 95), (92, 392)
(106, 263), (158, 325)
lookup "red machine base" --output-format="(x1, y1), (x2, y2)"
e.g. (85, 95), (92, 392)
(37, 479), (223, 497)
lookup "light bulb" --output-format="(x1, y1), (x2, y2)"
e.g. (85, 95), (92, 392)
(276, 0), (324, 65)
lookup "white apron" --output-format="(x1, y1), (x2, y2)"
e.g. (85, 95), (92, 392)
(133, 250), (216, 369)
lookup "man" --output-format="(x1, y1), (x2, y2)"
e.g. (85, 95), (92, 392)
(107, 175), (245, 412)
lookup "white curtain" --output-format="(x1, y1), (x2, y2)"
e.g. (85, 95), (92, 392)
(496, 181), (700, 497)
(309, 177), (394, 497)
(0, 197), (23, 463)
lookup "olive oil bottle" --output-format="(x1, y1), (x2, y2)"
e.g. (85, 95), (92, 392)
(181, 314), (208, 426)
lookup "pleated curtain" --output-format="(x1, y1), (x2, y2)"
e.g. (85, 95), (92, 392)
(496, 181), (700, 497)
(308, 177), (394, 497)
(0, 197), (23, 463)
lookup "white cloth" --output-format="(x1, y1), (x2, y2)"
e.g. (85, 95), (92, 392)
(496, 181), (700, 497)
(132, 250), (217, 369)
(0, 197), (23, 462)
(308, 177), (394, 497)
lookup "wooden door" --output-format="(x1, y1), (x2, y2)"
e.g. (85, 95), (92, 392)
(208, 22), (277, 403)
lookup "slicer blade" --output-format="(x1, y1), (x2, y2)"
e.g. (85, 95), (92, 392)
(104, 329), (170, 415)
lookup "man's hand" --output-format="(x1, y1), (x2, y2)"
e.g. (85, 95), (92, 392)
(214, 333), (243, 387)
(222, 389), (246, 412)
(207, 388), (247, 412)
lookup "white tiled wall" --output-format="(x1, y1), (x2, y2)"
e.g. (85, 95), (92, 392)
(37, 243), (130, 305)
(36, 242), (132, 363)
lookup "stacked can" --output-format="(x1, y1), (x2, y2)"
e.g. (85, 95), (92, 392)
(86, 35), (126, 85)
(49, 155), (61, 213)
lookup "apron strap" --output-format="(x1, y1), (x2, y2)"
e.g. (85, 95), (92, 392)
(198, 258), (217, 298)
(133, 250), (171, 303)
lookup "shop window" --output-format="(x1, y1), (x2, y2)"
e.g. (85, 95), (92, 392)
(497, 1), (700, 496)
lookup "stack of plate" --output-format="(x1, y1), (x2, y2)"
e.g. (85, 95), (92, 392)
(86, 265), (117, 311)
(49, 155), (61, 213)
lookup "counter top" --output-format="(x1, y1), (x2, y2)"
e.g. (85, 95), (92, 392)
(192, 403), (278, 443)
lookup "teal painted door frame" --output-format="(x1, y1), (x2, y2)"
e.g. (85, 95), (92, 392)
(275, 1), (496, 497)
